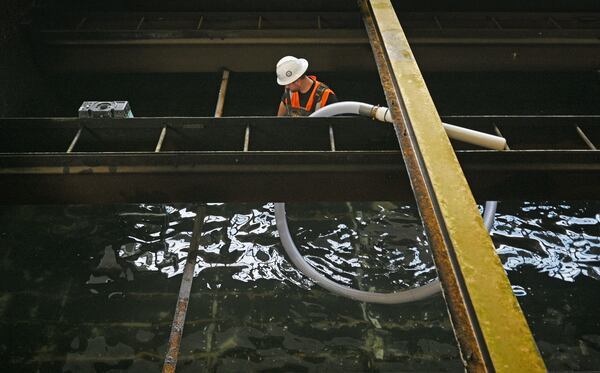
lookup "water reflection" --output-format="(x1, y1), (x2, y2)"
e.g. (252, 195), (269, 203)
(493, 201), (600, 284)
(111, 200), (600, 371)
(116, 200), (600, 295)
(1, 201), (598, 371)
(118, 202), (436, 293)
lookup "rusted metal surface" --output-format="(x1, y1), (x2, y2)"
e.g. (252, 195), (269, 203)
(362, 7), (489, 370)
(362, 1), (546, 371)
(163, 206), (206, 373)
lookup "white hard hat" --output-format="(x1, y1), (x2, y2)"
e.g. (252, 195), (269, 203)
(276, 56), (309, 86)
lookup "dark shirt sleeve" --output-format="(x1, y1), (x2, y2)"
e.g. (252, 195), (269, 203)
(281, 90), (288, 104)
(325, 92), (338, 106)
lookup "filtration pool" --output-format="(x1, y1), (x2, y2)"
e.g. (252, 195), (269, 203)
(0, 201), (598, 371)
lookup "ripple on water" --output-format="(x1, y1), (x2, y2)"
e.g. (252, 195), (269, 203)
(493, 201), (600, 283)
(2, 200), (597, 371)
(120, 202), (437, 293)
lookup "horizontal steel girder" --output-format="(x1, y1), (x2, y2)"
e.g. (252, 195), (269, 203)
(1, 116), (598, 203)
(26, 12), (600, 72)
(1, 151), (599, 204)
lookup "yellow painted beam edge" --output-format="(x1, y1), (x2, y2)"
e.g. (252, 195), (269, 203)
(368, 0), (546, 371)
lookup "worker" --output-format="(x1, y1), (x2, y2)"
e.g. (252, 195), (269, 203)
(276, 56), (338, 117)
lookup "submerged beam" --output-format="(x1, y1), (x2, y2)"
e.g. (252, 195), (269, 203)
(163, 206), (206, 373)
(362, 1), (546, 371)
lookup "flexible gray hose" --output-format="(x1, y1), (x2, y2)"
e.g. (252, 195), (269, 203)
(275, 201), (496, 304)
(273, 102), (499, 304)
(483, 201), (498, 232)
(275, 203), (440, 304)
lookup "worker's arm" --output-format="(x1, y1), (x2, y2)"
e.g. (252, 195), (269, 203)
(277, 101), (286, 116)
(326, 92), (338, 105)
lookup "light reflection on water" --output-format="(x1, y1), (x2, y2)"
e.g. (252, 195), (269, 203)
(118, 202), (436, 293)
(0, 201), (599, 371)
(119, 201), (600, 292)
(493, 201), (600, 285)
(114, 200), (600, 370)
(489, 201), (600, 370)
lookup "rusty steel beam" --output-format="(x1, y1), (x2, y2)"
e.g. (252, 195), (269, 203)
(163, 206), (206, 373)
(361, 1), (546, 372)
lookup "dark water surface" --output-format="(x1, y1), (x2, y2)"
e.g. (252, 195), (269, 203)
(0, 201), (599, 372)
(493, 201), (600, 371)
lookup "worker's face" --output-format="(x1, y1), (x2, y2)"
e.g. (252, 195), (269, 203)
(285, 78), (302, 92)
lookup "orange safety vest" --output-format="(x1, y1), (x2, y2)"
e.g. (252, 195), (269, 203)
(282, 76), (335, 117)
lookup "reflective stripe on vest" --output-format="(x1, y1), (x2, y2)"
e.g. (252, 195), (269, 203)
(283, 76), (334, 117)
